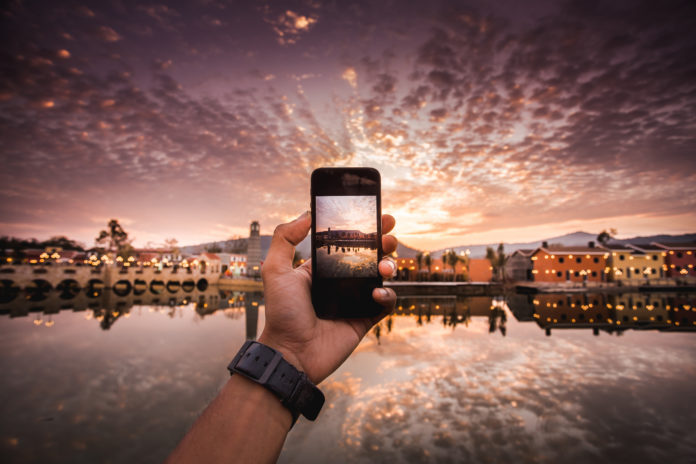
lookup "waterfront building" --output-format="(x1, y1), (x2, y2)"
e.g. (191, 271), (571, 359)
(530, 244), (608, 283)
(468, 259), (493, 282)
(395, 257), (418, 280)
(504, 249), (534, 281)
(652, 242), (696, 278)
(603, 244), (664, 282)
(197, 252), (222, 274)
(217, 253), (247, 276)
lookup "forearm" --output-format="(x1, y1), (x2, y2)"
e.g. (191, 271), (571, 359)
(166, 374), (293, 464)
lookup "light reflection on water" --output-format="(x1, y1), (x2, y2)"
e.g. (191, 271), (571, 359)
(0, 290), (695, 463)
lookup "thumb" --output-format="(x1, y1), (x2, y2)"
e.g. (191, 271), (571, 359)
(262, 211), (310, 275)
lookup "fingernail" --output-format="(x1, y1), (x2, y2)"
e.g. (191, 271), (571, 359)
(376, 288), (389, 298)
(385, 259), (396, 276)
(295, 211), (309, 222)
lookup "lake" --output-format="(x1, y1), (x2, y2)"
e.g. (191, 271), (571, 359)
(1, 289), (695, 463)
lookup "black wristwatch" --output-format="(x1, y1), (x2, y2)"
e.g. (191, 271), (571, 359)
(227, 340), (325, 424)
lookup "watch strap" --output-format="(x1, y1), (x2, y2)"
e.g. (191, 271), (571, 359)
(227, 341), (325, 423)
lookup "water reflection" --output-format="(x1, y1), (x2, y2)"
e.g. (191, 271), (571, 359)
(1, 288), (695, 464)
(507, 292), (696, 336)
(0, 282), (263, 337)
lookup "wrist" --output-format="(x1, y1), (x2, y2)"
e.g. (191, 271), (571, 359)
(257, 332), (306, 374)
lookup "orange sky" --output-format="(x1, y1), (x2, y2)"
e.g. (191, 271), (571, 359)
(1, 1), (695, 250)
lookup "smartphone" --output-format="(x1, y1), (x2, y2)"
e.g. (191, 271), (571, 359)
(311, 167), (383, 319)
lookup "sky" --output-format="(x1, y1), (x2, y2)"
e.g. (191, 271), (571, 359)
(1, 0), (695, 251)
(316, 195), (376, 233)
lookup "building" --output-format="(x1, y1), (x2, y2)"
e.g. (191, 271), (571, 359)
(395, 257), (419, 280)
(615, 243), (666, 281)
(247, 221), (262, 277)
(603, 243), (664, 282)
(530, 244), (608, 283)
(197, 252), (222, 274)
(217, 253), (247, 276)
(468, 258), (493, 282)
(652, 242), (696, 278)
(504, 249), (534, 281)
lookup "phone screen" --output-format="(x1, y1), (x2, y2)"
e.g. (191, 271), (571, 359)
(311, 167), (382, 319)
(315, 195), (379, 278)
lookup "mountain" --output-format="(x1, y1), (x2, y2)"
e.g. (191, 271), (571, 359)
(181, 234), (421, 260)
(181, 231), (696, 260)
(430, 231), (696, 259)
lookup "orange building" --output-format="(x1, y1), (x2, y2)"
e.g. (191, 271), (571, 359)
(468, 258), (493, 282)
(531, 245), (608, 283)
(395, 256), (468, 281)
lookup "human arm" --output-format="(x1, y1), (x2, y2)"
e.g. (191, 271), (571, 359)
(165, 211), (398, 463)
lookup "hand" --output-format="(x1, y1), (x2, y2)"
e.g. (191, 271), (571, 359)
(258, 211), (398, 384)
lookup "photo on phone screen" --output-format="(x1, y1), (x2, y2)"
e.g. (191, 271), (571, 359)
(315, 195), (378, 278)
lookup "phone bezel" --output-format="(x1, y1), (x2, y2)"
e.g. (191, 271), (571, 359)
(310, 167), (383, 319)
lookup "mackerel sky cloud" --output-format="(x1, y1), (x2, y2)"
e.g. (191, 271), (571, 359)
(1, 0), (695, 249)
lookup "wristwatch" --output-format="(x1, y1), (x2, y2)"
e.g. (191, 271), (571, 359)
(227, 340), (325, 424)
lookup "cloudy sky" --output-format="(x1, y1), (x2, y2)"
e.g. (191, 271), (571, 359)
(316, 195), (376, 233)
(1, 0), (695, 250)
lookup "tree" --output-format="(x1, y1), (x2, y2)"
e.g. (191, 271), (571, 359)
(415, 252), (423, 271)
(164, 238), (180, 255)
(597, 228), (617, 246)
(486, 243), (507, 282)
(96, 219), (132, 257)
(206, 242), (223, 253)
(444, 250), (459, 281)
(424, 253), (432, 280)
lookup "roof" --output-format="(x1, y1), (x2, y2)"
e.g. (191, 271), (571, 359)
(536, 246), (607, 255)
(628, 244), (665, 252)
(511, 249), (535, 257)
(651, 242), (696, 250)
(601, 244), (634, 251)
(200, 252), (221, 261)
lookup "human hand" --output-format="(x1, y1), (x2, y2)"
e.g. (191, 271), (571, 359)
(258, 211), (398, 384)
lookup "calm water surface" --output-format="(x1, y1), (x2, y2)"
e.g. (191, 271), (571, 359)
(1, 290), (695, 463)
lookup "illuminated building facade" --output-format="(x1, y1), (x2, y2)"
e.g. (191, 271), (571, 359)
(604, 244), (665, 282)
(653, 242), (696, 277)
(530, 244), (608, 282)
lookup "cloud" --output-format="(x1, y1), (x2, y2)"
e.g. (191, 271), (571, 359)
(262, 6), (319, 45)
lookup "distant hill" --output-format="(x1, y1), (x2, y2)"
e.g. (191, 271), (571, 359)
(181, 231), (696, 260)
(431, 231), (696, 259)
(181, 234), (421, 260)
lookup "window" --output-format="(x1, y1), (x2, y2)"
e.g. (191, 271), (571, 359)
(677, 252), (683, 258)
(591, 271), (597, 277)
(593, 257), (599, 263)
(651, 268), (656, 274)
(652, 255), (658, 261)
(559, 257), (564, 263)
(576, 257), (582, 263)
(556, 271), (562, 277)
(574, 271), (579, 277)
(619, 255), (625, 261)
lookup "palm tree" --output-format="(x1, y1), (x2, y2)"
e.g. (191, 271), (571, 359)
(415, 252), (423, 272)
(444, 250), (459, 281)
(486, 243), (507, 282)
(424, 253), (432, 280)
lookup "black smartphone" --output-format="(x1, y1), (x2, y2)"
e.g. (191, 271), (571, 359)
(311, 167), (383, 319)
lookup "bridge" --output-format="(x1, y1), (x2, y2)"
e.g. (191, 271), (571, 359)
(0, 264), (219, 304)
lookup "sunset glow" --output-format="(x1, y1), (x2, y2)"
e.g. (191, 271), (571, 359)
(1, 1), (694, 249)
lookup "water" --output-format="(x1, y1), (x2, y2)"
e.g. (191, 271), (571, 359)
(1, 289), (695, 463)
